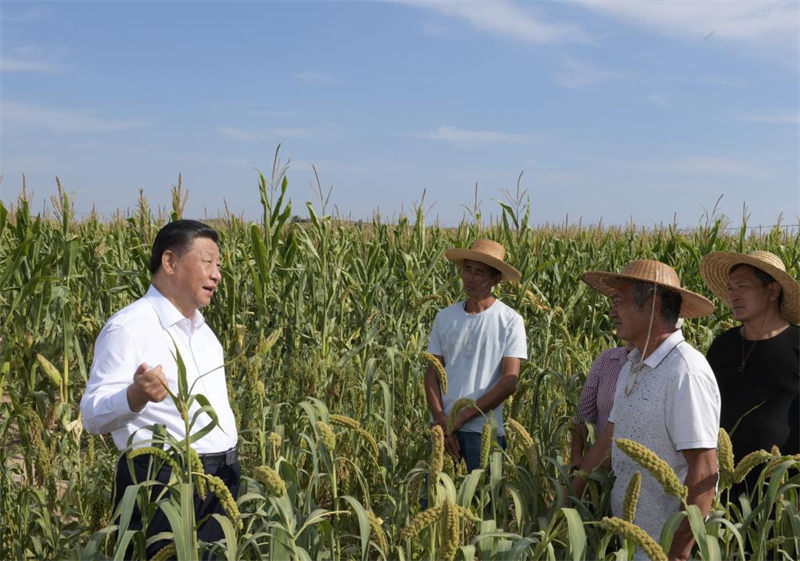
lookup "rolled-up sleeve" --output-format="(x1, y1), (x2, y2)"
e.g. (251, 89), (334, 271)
(80, 323), (140, 434)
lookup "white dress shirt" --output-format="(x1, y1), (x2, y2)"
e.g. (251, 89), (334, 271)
(81, 285), (238, 454)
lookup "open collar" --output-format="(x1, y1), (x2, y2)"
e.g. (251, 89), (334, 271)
(145, 285), (205, 332)
(628, 329), (684, 369)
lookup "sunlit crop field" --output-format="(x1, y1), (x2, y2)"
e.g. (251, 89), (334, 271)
(1, 170), (798, 560)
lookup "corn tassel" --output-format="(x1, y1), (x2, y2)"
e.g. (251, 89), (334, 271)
(616, 438), (687, 501)
(430, 425), (444, 478)
(599, 516), (668, 561)
(717, 428), (735, 490)
(422, 351), (448, 395)
(622, 471), (641, 522)
(733, 449), (771, 484)
(399, 504), (444, 540)
(254, 465), (287, 497)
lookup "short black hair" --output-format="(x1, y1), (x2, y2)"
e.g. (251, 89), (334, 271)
(631, 281), (682, 325)
(149, 220), (219, 274)
(730, 263), (776, 285)
(730, 263), (783, 306)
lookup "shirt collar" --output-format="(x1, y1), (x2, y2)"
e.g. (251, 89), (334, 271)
(628, 329), (684, 369)
(614, 347), (632, 361)
(145, 285), (205, 331)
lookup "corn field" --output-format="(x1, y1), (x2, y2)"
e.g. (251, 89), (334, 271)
(1, 165), (799, 560)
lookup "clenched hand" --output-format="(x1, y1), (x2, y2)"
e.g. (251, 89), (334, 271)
(126, 362), (168, 412)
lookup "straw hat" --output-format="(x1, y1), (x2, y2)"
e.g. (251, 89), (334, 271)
(580, 259), (714, 318)
(700, 250), (800, 324)
(445, 239), (521, 282)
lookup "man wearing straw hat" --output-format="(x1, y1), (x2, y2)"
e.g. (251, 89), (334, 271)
(572, 260), (720, 561)
(700, 251), (799, 491)
(424, 239), (528, 471)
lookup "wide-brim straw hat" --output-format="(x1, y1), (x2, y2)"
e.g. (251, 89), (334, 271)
(700, 250), (800, 324)
(580, 259), (714, 318)
(445, 239), (521, 282)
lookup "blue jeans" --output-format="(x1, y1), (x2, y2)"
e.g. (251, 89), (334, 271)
(457, 431), (507, 472)
(421, 431), (507, 509)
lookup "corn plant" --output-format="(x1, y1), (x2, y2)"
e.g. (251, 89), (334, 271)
(0, 165), (798, 560)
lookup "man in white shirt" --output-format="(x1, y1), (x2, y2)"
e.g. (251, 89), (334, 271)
(424, 239), (528, 471)
(81, 219), (238, 555)
(572, 260), (720, 561)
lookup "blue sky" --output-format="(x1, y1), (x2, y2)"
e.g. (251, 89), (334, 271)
(1, 1), (798, 228)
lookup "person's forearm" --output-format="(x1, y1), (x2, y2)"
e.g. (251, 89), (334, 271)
(473, 374), (518, 418)
(572, 423), (613, 496)
(451, 373), (519, 429)
(669, 450), (717, 560)
(668, 487), (715, 560)
(424, 365), (446, 425)
(451, 356), (521, 430)
(570, 422), (587, 467)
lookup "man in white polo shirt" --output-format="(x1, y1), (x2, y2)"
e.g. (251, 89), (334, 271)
(572, 260), (720, 561)
(81, 219), (238, 555)
(424, 239), (528, 471)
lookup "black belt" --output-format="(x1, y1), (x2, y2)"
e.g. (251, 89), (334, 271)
(199, 446), (238, 469)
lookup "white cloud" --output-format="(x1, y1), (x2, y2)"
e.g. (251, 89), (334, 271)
(2, 101), (151, 133)
(294, 71), (335, 84)
(0, 56), (65, 73)
(419, 125), (535, 145)
(392, 0), (588, 44)
(215, 126), (266, 142)
(666, 156), (770, 176)
(584, 154), (771, 177)
(555, 59), (621, 88)
(700, 75), (747, 88)
(215, 157), (251, 167)
(247, 108), (295, 119)
(421, 20), (458, 39)
(273, 127), (316, 138)
(730, 111), (800, 125)
(569, 0), (799, 44)
(538, 171), (579, 182)
(0, 6), (51, 23)
(647, 94), (669, 107)
(1, 45), (67, 73)
(215, 125), (322, 141)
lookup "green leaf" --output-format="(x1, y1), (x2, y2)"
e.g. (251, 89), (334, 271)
(159, 483), (198, 560)
(188, 404), (222, 444)
(113, 483), (142, 553)
(111, 530), (139, 561)
(685, 504), (710, 560)
(341, 495), (370, 561)
(171, 342), (189, 399)
(559, 507), (586, 561)
(457, 469), (484, 508)
(210, 513), (238, 561)
(0, 201), (7, 237)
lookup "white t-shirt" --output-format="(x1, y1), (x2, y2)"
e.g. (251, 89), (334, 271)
(608, 329), (720, 547)
(427, 299), (528, 435)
